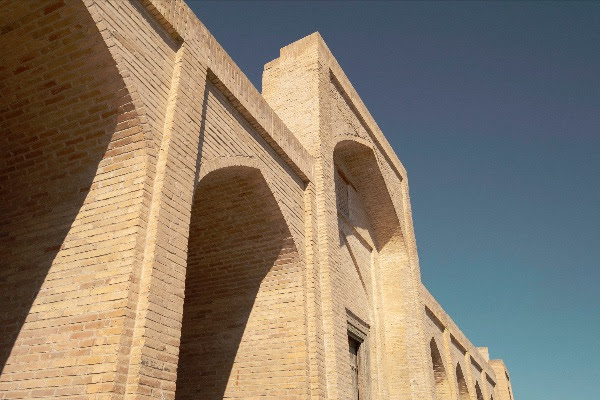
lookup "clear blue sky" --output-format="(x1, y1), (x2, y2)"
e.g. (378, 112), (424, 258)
(188, 1), (600, 398)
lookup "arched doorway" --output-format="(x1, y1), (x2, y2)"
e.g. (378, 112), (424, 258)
(175, 166), (305, 399)
(429, 339), (451, 399)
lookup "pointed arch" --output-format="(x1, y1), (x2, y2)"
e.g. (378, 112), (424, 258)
(198, 155), (304, 251)
(333, 138), (423, 398)
(175, 165), (305, 398)
(334, 139), (402, 250)
(475, 382), (485, 400)
(456, 364), (470, 400)
(429, 338), (451, 399)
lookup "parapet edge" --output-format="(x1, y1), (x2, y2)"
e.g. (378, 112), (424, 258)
(135, 0), (315, 183)
(421, 284), (500, 382)
(273, 31), (409, 182)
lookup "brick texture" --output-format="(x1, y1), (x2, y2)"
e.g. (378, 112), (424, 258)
(0, 1), (515, 399)
(0, 1), (146, 398)
(176, 167), (307, 399)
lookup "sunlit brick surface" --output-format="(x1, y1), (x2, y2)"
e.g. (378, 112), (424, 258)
(0, 1), (514, 399)
(176, 167), (307, 399)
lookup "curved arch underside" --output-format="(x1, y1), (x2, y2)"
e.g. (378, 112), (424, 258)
(196, 155), (304, 252)
(456, 364), (471, 400)
(430, 339), (452, 399)
(334, 140), (402, 251)
(175, 166), (307, 399)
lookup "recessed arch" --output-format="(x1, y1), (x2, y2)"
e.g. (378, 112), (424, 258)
(175, 165), (306, 399)
(198, 155), (303, 251)
(456, 364), (470, 400)
(475, 381), (485, 400)
(333, 138), (419, 398)
(429, 338), (451, 399)
(333, 139), (403, 250)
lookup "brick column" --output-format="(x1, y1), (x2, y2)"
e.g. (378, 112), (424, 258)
(121, 42), (209, 399)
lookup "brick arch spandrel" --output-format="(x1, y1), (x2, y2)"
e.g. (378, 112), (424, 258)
(196, 77), (307, 258)
(332, 133), (374, 153)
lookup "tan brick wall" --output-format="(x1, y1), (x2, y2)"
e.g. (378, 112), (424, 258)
(0, 1), (148, 398)
(0, 1), (514, 399)
(263, 33), (437, 400)
(421, 286), (511, 400)
(198, 79), (306, 250)
(91, 0), (179, 149)
(176, 167), (307, 399)
(429, 338), (452, 400)
(490, 360), (515, 400)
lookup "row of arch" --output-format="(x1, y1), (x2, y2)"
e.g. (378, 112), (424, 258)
(430, 338), (493, 400)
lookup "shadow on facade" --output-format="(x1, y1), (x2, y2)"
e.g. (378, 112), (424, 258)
(175, 166), (301, 399)
(430, 338), (452, 399)
(0, 0), (128, 372)
(456, 364), (470, 400)
(476, 382), (485, 400)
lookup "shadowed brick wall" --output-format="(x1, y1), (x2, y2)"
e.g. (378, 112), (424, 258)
(175, 167), (307, 399)
(429, 339), (452, 400)
(0, 1), (148, 397)
(0, 1), (515, 399)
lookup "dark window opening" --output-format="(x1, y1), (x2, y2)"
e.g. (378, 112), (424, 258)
(349, 335), (361, 400)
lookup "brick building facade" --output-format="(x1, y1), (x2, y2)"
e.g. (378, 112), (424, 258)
(0, 1), (514, 399)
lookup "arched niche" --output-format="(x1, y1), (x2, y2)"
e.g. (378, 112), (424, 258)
(475, 382), (485, 400)
(333, 140), (403, 251)
(429, 338), (451, 399)
(333, 139), (415, 398)
(175, 166), (305, 399)
(456, 364), (470, 400)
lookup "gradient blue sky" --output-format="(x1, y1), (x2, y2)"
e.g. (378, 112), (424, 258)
(188, 1), (600, 398)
